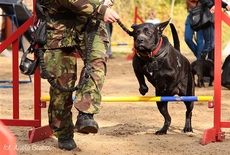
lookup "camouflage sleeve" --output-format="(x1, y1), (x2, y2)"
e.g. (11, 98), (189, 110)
(57, 0), (107, 20)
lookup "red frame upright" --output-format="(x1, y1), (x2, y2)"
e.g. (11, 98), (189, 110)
(126, 7), (144, 60)
(0, 0), (52, 143)
(202, 0), (230, 145)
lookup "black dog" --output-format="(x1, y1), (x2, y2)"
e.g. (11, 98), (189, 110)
(131, 19), (194, 135)
(191, 59), (214, 87)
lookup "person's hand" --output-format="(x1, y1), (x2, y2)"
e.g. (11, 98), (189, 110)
(210, 6), (215, 14)
(226, 5), (230, 11)
(104, 8), (120, 23)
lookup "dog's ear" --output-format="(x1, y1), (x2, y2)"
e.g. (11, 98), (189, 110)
(131, 24), (138, 36)
(131, 24), (138, 29)
(156, 18), (171, 33)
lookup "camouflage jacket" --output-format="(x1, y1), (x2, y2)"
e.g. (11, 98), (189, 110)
(40, 0), (108, 49)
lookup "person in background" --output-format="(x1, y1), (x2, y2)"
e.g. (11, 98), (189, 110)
(145, 8), (160, 24)
(198, 0), (230, 60)
(106, 23), (115, 59)
(39, 0), (119, 151)
(185, 0), (204, 60)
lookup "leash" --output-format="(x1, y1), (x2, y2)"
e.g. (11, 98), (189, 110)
(38, 19), (100, 92)
(116, 20), (133, 36)
(38, 19), (131, 92)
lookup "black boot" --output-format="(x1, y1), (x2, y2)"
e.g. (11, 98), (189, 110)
(58, 134), (76, 150)
(75, 112), (99, 134)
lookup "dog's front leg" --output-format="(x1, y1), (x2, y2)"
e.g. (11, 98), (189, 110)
(155, 101), (171, 135)
(134, 70), (148, 95)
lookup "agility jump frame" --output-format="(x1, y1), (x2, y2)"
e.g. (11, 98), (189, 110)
(0, 0), (52, 144)
(201, 1), (230, 145)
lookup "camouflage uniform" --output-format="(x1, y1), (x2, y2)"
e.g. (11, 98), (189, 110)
(40, 0), (109, 139)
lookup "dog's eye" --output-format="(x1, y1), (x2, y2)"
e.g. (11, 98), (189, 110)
(134, 30), (140, 36)
(143, 28), (152, 35)
(146, 30), (152, 35)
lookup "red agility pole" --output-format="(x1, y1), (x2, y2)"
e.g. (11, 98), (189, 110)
(0, 0), (52, 143)
(201, 0), (230, 145)
(126, 7), (145, 60)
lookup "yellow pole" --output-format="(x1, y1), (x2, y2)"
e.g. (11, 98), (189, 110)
(40, 96), (213, 102)
(102, 96), (162, 102)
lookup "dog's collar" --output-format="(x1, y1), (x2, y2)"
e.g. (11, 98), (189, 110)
(135, 37), (163, 58)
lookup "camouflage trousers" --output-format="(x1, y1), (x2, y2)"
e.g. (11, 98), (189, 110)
(41, 33), (109, 138)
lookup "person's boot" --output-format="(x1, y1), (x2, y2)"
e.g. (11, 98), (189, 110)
(58, 134), (76, 150)
(75, 112), (99, 134)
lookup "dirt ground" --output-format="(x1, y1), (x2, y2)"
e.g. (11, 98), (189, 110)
(1, 49), (230, 155)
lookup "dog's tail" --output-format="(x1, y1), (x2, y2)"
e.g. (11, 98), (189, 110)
(169, 23), (180, 52)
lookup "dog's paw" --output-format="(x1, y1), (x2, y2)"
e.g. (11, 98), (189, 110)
(139, 85), (148, 95)
(183, 126), (193, 133)
(155, 129), (167, 135)
(155, 125), (169, 135)
(171, 87), (179, 95)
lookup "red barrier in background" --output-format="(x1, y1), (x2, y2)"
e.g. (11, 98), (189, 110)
(0, 0), (52, 143)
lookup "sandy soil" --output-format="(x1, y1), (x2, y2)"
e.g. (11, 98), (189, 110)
(1, 50), (230, 155)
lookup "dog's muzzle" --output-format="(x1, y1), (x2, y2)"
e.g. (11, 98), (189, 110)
(135, 37), (163, 58)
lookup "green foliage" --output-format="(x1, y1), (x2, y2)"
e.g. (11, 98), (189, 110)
(112, 1), (230, 52)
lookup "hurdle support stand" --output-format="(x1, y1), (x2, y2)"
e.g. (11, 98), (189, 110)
(0, 0), (52, 144)
(201, 1), (230, 145)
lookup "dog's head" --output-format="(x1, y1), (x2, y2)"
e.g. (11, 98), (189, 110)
(131, 18), (171, 54)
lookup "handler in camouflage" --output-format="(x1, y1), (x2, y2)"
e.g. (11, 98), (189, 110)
(39, 0), (119, 150)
